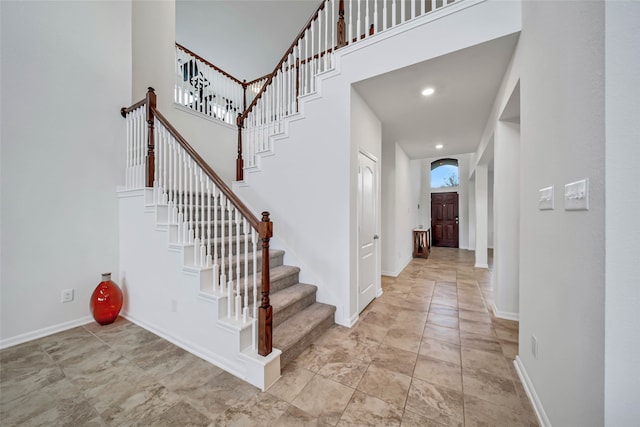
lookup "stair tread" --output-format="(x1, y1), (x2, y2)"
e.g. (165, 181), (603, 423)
(273, 303), (336, 352)
(269, 283), (317, 312)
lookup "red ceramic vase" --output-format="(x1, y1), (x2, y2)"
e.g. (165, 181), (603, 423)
(90, 273), (123, 325)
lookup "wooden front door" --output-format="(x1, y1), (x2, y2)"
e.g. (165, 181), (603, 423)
(431, 192), (459, 248)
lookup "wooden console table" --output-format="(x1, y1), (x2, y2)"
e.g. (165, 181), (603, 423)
(413, 228), (430, 259)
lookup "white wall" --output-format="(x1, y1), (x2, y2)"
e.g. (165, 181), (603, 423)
(492, 121), (520, 319)
(420, 153), (472, 250)
(604, 1), (640, 424)
(0, 0), (132, 346)
(234, 0), (520, 325)
(518, 1), (605, 425)
(349, 88), (382, 316)
(381, 137), (396, 275)
(394, 144), (416, 272)
(132, 0), (238, 184)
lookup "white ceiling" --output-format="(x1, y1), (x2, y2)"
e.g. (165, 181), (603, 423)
(176, 0), (319, 80)
(353, 33), (519, 159)
(177, 2), (519, 161)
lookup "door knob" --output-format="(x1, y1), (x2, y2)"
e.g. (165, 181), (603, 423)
(373, 235), (379, 240)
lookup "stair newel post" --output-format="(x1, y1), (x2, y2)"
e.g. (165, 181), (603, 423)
(242, 79), (247, 112)
(337, 0), (346, 48)
(145, 87), (156, 188)
(236, 115), (244, 181)
(258, 211), (273, 356)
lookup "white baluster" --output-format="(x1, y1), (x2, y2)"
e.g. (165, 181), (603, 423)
(365, 0), (369, 38)
(348, 0), (353, 44)
(235, 207), (241, 321)
(432, 0), (436, 13)
(411, 0), (416, 18)
(331, 0), (336, 62)
(422, 0), (426, 16)
(324, 4), (328, 70)
(401, 0), (406, 23)
(243, 219), (249, 323)
(357, 0), (361, 42)
(206, 178), (212, 267)
(392, 0), (397, 26)
(212, 186), (219, 292)
(374, 0), (378, 35)
(219, 194), (226, 294)
(252, 228), (257, 320)
(227, 199), (233, 318)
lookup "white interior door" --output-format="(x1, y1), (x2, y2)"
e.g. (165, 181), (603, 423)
(358, 152), (378, 313)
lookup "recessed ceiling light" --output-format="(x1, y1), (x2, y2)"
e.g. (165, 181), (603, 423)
(421, 88), (435, 96)
(435, 144), (443, 149)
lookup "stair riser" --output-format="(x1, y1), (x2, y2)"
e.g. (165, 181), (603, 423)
(280, 314), (334, 368)
(243, 270), (300, 300)
(272, 292), (316, 328)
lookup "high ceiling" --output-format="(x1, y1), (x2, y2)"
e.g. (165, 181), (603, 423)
(176, 0), (319, 80)
(177, 1), (519, 161)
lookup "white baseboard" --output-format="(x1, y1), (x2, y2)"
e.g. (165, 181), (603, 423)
(491, 303), (519, 321)
(514, 356), (552, 427)
(381, 270), (398, 277)
(0, 316), (94, 350)
(474, 262), (489, 269)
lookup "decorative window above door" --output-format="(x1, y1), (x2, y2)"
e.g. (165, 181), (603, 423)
(430, 158), (459, 188)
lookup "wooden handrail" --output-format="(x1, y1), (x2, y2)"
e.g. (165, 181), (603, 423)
(120, 98), (145, 118)
(120, 88), (273, 357)
(176, 43), (246, 87)
(152, 101), (260, 231)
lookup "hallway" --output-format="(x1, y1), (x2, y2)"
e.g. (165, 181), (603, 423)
(0, 248), (538, 426)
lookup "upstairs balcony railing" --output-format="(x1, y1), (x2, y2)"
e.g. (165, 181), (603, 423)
(175, 43), (268, 125)
(173, 1), (457, 180)
(235, 0), (458, 180)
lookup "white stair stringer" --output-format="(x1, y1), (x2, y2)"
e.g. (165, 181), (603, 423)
(117, 188), (280, 391)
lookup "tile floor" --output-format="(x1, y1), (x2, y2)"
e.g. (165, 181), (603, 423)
(0, 247), (538, 426)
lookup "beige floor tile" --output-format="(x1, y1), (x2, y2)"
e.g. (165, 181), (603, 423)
(413, 354), (462, 392)
(337, 391), (403, 427)
(400, 408), (448, 426)
(274, 405), (320, 427)
(317, 354), (369, 388)
(292, 375), (354, 426)
(427, 312), (459, 329)
(464, 395), (537, 427)
(147, 400), (212, 426)
(428, 304), (459, 318)
(423, 323), (460, 345)
(267, 362), (316, 403)
(459, 318), (497, 338)
(418, 338), (461, 366)
(357, 364), (412, 408)
(212, 391), (289, 426)
(462, 368), (521, 409)
(370, 344), (418, 377)
(405, 377), (464, 426)
(461, 347), (513, 379)
(460, 331), (503, 353)
(458, 308), (492, 323)
(383, 328), (422, 353)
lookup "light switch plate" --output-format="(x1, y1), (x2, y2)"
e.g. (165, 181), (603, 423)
(538, 186), (554, 210)
(565, 178), (589, 211)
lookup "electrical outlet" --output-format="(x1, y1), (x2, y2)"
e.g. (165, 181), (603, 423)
(61, 289), (74, 303)
(531, 335), (539, 359)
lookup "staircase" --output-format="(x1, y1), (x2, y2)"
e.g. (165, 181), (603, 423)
(185, 201), (336, 367)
